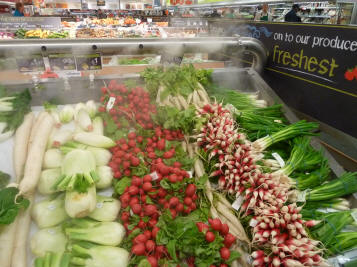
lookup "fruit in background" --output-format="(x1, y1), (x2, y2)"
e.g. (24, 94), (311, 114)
(344, 69), (354, 81)
(352, 67), (357, 79)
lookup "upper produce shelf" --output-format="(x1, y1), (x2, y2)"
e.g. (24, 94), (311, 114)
(0, 37), (267, 73)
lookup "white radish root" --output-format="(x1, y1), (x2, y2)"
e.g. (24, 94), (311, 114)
(13, 112), (34, 182)
(19, 113), (55, 195)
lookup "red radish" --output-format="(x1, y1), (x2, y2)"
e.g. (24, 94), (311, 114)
(152, 227), (159, 238)
(205, 231), (215, 242)
(145, 240), (156, 252)
(132, 244), (146, 256)
(128, 132), (136, 140)
(138, 220), (147, 229)
(183, 206), (191, 214)
(143, 182), (153, 192)
(121, 212), (129, 222)
(120, 193), (130, 203)
(209, 218), (222, 231)
(163, 151), (174, 159)
(145, 205), (157, 216)
(169, 174), (178, 183)
(220, 247), (230, 260)
(192, 194), (198, 201)
(148, 218), (158, 228)
(157, 139), (166, 150)
(144, 230), (152, 240)
(224, 233), (236, 248)
(147, 256), (158, 267)
(128, 185), (139, 195)
(128, 140), (136, 148)
(219, 264), (228, 267)
(220, 224), (229, 236)
(170, 209), (177, 218)
(169, 197), (179, 207)
(157, 188), (167, 198)
(123, 161), (131, 169)
(137, 136), (143, 143)
(148, 152), (156, 159)
(134, 234), (148, 244)
(185, 184), (196, 197)
(131, 204), (141, 215)
(184, 197), (192, 206)
(131, 157), (140, 166)
(176, 203), (184, 212)
(196, 222), (209, 233)
(143, 175), (152, 183)
(173, 161), (181, 168)
(129, 197), (139, 206)
(132, 177), (142, 187)
(190, 203), (196, 210)
(121, 144), (129, 151)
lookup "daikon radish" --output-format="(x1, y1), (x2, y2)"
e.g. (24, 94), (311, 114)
(19, 114), (54, 195)
(11, 194), (35, 267)
(73, 132), (115, 148)
(13, 112), (34, 182)
(76, 109), (93, 132)
(0, 223), (17, 267)
(51, 129), (72, 148)
(28, 111), (46, 145)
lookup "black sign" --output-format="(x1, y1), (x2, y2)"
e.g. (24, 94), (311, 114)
(0, 17), (61, 30)
(48, 54), (76, 71)
(215, 21), (357, 138)
(75, 53), (102, 71)
(16, 55), (45, 72)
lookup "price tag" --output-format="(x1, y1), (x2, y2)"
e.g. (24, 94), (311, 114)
(232, 195), (244, 211)
(160, 54), (183, 65)
(75, 53), (102, 71)
(150, 171), (159, 181)
(249, 219), (258, 227)
(47, 229), (55, 235)
(106, 97), (116, 111)
(96, 202), (103, 209)
(135, 19), (141, 24)
(16, 55), (45, 72)
(147, 18), (152, 23)
(272, 152), (285, 168)
(48, 53), (76, 71)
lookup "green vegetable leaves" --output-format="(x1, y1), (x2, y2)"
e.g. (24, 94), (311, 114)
(114, 177), (132, 195)
(0, 170), (10, 189)
(0, 87), (31, 132)
(0, 187), (30, 224)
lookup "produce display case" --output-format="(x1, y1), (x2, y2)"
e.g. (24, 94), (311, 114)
(1, 37), (357, 267)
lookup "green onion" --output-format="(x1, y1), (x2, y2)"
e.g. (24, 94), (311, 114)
(274, 137), (310, 176)
(328, 231), (357, 255)
(306, 172), (357, 201)
(310, 210), (354, 247)
(252, 120), (319, 152)
(303, 198), (350, 212)
(293, 161), (330, 190)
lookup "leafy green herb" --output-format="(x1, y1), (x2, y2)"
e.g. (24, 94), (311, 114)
(0, 187), (30, 224)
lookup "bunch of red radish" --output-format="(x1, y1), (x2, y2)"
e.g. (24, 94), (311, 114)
(197, 104), (325, 267)
(99, 81), (157, 129)
(196, 218), (237, 267)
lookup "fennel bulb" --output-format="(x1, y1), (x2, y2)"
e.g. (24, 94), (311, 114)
(43, 149), (63, 169)
(32, 194), (69, 228)
(30, 226), (67, 257)
(87, 147), (112, 166)
(71, 243), (129, 267)
(96, 166), (113, 189)
(38, 168), (61, 195)
(59, 105), (75, 124)
(65, 219), (125, 246)
(89, 195), (120, 222)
